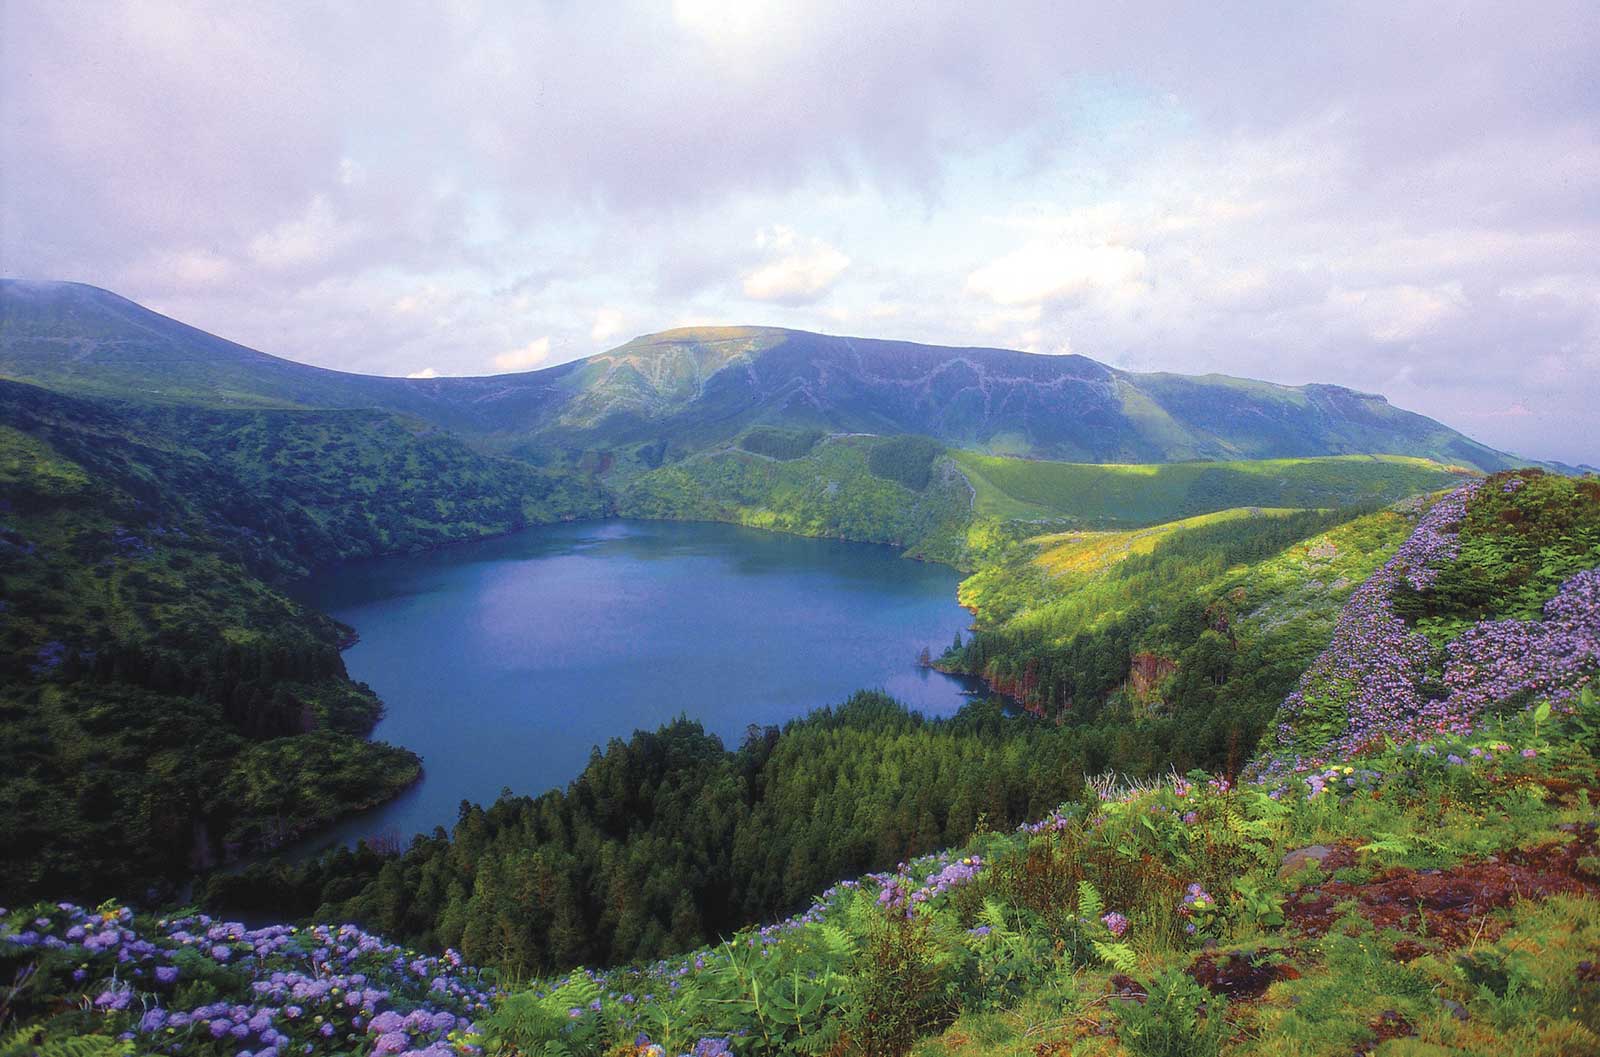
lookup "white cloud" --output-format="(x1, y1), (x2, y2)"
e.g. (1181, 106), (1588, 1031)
(1468, 401), (1534, 418)
(337, 157), (365, 186)
(156, 248), (235, 287)
(1499, 274), (1600, 307)
(406, 367), (439, 379)
(5, 4), (1598, 462)
(742, 226), (851, 304)
(1329, 282), (1468, 343)
(591, 307), (626, 344)
(966, 243), (1147, 307)
(249, 195), (357, 270)
(492, 337), (552, 372)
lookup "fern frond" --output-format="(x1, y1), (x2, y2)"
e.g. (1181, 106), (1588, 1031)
(817, 922), (853, 961)
(1358, 833), (1411, 856)
(791, 1018), (844, 1054)
(0, 1027), (133, 1057)
(1091, 940), (1140, 975)
(1076, 880), (1104, 922)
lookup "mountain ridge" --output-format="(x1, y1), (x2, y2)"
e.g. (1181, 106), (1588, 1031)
(1, 279), (1524, 470)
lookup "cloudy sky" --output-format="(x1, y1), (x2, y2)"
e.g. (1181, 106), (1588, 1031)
(2, 2), (1596, 463)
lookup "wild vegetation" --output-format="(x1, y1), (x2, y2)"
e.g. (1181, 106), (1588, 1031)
(0, 380), (601, 900)
(940, 505), (1415, 771)
(204, 694), (1090, 975)
(617, 437), (1466, 569)
(616, 435), (974, 563)
(11, 466), (1592, 1057)
(8, 692), (1596, 1056)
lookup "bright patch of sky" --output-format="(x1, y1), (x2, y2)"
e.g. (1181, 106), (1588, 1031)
(1, 1), (1596, 463)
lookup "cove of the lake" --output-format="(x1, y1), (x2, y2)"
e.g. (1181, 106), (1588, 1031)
(288, 518), (984, 853)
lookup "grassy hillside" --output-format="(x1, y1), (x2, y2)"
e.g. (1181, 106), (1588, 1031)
(615, 434), (975, 563)
(2, 280), (1524, 469)
(611, 438), (1474, 570)
(1029, 507), (1305, 578)
(946, 505), (1424, 771)
(953, 451), (1471, 524)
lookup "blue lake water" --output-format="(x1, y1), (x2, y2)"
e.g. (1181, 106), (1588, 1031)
(288, 518), (981, 852)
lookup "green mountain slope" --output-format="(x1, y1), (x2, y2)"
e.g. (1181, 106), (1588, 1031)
(1, 280), (1522, 469)
(0, 379), (605, 899)
(942, 505), (1424, 765)
(953, 451), (1471, 524)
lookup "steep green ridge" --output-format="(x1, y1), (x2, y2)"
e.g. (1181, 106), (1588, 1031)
(943, 505), (1422, 766)
(615, 434), (974, 562)
(1, 280), (1522, 469)
(954, 451), (1471, 524)
(117, 403), (606, 574)
(0, 380), (603, 900)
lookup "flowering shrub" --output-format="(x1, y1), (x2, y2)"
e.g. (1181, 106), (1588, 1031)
(1179, 883), (1220, 939)
(1259, 479), (1600, 772)
(0, 905), (491, 1057)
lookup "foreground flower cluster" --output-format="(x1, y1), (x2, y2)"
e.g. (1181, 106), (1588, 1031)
(1, 905), (491, 1056)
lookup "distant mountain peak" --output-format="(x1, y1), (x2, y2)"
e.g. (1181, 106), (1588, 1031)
(0, 279), (1523, 470)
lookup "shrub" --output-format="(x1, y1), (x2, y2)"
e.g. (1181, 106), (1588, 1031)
(737, 427), (823, 461)
(1112, 967), (1228, 1057)
(866, 436), (942, 490)
(842, 908), (957, 1057)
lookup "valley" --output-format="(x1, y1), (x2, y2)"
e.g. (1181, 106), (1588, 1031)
(1, 284), (1596, 1057)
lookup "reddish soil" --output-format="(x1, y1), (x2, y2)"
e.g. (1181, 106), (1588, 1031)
(1287, 822), (1600, 949)
(1187, 948), (1302, 999)
(1106, 973), (1145, 1002)
(1368, 1008), (1415, 1043)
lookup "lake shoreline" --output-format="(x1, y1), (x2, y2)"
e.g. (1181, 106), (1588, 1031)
(264, 518), (982, 862)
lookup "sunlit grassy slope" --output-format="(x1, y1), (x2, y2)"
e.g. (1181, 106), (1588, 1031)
(1028, 506), (1304, 578)
(615, 440), (1474, 568)
(952, 451), (1470, 525)
(616, 434), (973, 562)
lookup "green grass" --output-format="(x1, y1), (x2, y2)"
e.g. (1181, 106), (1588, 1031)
(952, 452), (1472, 525)
(945, 506), (1420, 767)
(616, 435), (975, 562)
(1029, 507), (1305, 578)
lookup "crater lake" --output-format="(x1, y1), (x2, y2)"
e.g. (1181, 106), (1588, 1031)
(289, 518), (984, 851)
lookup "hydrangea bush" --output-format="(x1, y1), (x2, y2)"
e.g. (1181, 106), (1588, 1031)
(1, 907), (491, 1057)
(1257, 478), (1600, 773)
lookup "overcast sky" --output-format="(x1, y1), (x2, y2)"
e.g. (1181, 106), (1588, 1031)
(2, 2), (1596, 463)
